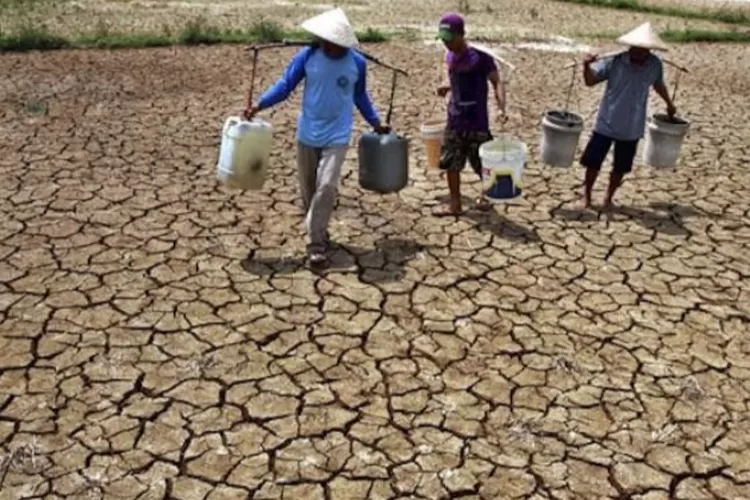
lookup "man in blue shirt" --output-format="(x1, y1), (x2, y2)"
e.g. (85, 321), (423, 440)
(579, 22), (677, 209)
(245, 8), (389, 265)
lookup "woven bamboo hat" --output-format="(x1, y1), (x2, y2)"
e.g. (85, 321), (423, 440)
(301, 8), (359, 48)
(617, 22), (669, 51)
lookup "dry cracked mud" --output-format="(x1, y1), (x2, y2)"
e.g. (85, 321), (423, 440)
(1, 39), (749, 500)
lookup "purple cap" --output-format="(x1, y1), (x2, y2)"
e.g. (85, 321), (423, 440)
(437, 13), (465, 42)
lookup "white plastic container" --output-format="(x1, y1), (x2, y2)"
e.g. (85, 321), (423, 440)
(540, 110), (584, 168)
(217, 116), (273, 190)
(419, 119), (445, 170)
(479, 134), (528, 203)
(642, 113), (690, 168)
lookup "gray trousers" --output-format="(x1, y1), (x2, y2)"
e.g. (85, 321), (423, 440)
(296, 142), (348, 250)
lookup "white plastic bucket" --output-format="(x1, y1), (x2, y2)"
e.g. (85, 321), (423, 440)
(479, 134), (527, 203)
(217, 117), (242, 187)
(539, 110), (584, 168)
(217, 116), (273, 190)
(419, 119), (445, 170)
(642, 113), (690, 168)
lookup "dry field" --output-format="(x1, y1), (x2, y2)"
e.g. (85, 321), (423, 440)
(7, 0), (749, 38)
(2, 0), (750, 499)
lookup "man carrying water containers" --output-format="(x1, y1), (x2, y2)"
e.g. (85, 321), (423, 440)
(580, 22), (677, 209)
(434, 13), (507, 216)
(244, 8), (389, 266)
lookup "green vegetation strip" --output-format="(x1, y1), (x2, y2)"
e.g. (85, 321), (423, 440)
(580, 27), (750, 43)
(662, 27), (750, 42)
(553, 0), (750, 26)
(0, 20), (392, 52)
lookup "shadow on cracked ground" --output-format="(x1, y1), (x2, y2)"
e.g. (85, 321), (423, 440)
(552, 201), (714, 236)
(242, 237), (429, 282)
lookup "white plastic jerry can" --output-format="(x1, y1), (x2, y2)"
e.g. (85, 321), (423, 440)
(216, 116), (273, 190)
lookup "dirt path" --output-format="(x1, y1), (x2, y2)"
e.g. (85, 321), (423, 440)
(1, 43), (749, 499)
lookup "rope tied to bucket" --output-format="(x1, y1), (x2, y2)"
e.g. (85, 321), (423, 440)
(428, 50), (448, 121)
(671, 68), (682, 105)
(500, 117), (508, 160)
(246, 47), (260, 115)
(564, 57), (578, 113)
(386, 71), (398, 126)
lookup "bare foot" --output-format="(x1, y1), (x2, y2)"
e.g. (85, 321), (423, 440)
(579, 194), (592, 210)
(601, 198), (615, 211)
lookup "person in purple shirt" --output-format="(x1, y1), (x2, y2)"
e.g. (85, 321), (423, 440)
(434, 13), (506, 216)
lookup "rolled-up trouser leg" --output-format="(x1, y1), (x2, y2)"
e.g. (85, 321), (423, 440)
(304, 145), (347, 250)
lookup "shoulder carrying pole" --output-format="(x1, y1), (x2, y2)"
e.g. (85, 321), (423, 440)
(564, 52), (689, 74)
(245, 40), (408, 76)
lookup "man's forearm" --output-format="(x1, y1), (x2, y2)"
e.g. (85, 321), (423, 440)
(654, 81), (673, 106)
(494, 81), (506, 111)
(583, 62), (597, 86)
(440, 71), (451, 93)
(354, 89), (381, 127)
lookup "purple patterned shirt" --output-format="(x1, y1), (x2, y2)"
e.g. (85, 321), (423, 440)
(445, 47), (496, 132)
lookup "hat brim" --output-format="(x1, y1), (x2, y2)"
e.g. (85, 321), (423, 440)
(305, 31), (350, 47)
(617, 40), (668, 51)
(437, 29), (455, 42)
(301, 28), (358, 48)
(616, 25), (669, 51)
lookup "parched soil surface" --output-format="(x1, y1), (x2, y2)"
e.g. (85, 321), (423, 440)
(17, 0), (746, 39)
(1, 40), (750, 499)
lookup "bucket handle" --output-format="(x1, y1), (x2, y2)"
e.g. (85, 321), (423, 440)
(671, 69), (682, 107)
(429, 54), (448, 120)
(245, 47), (259, 114)
(385, 70), (397, 126)
(223, 116), (240, 133)
(563, 57), (579, 112)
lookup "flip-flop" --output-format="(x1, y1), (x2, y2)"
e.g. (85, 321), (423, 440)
(474, 198), (492, 212)
(600, 202), (615, 213)
(308, 252), (328, 266)
(432, 206), (465, 217)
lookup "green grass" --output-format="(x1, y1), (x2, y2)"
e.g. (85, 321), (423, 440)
(579, 27), (750, 43)
(553, 0), (750, 26)
(661, 27), (750, 43)
(0, 19), (393, 52)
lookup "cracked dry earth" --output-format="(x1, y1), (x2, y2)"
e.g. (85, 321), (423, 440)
(1, 42), (749, 500)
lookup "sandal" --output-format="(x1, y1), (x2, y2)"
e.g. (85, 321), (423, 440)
(432, 205), (464, 217)
(474, 197), (491, 212)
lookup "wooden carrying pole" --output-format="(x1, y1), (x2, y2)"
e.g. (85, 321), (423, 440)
(563, 50), (689, 73)
(245, 40), (408, 76)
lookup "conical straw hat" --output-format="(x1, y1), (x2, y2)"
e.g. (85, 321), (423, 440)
(617, 22), (668, 51)
(301, 8), (359, 48)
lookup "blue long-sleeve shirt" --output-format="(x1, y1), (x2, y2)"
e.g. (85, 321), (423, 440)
(257, 46), (381, 148)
